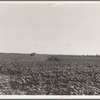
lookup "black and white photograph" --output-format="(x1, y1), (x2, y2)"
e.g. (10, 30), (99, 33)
(0, 1), (100, 96)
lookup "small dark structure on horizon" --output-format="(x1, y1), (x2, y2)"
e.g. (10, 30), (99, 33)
(30, 52), (36, 56)
(47, 56), (61, 62)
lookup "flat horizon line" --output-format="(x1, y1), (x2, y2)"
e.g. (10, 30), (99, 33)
(0, 52), (100, 56)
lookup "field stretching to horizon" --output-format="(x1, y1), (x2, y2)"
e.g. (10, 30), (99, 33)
(0, 53), (100, 95)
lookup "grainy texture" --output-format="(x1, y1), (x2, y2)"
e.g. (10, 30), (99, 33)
(0, 53), (100, 95)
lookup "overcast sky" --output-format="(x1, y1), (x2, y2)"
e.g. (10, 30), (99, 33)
(0, 2), (100, 55)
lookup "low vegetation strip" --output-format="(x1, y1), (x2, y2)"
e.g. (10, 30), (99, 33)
(0, 53), (100, 95)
